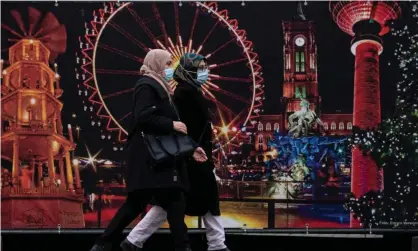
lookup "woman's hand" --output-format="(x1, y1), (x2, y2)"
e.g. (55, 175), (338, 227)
(173, 121), (187, 134)
(193, 147), (208, 162)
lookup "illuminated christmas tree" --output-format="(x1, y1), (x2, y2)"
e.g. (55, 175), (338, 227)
(346, 3), (418, 228)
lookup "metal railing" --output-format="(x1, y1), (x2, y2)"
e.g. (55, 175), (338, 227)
(216, 180), (350, 201)
(89, 179), (350, 229)
(1, 179), (417, 233)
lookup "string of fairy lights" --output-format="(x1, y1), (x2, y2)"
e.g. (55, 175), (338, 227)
(346, 3), (418, 227)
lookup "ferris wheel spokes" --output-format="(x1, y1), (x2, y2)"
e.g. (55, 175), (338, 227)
(151, 3), (169, 46)
(78, 1), (264, 146)
(98, 42), (143, 63)
(126, 5), (159, 48)
(117, 112), (132, 124)
(208, 57), (247, 70)
(95, 69), (141, 76)
(200, 20), (220, 51)
(205, 37), (236, 59)
(174, 3), (180, 40)
(108, 20), (149, 53)
(214, 101), (236, 122)
(209, 75), (252, 83)
(101, 88), (134, 99)
(206, 85), (250, 105)
(188, 7), (200, 42)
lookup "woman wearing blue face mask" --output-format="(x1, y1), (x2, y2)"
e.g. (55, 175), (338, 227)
(90, 50), (209, 251)
(123, 53), (230, 251)
(163, 67), (175, 82)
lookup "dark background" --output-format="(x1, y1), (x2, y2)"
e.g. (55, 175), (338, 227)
(2, 232), (416, 251)
(2, 1), (413, 161)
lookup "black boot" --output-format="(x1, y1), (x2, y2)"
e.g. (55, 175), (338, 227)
(89, 244), (105, 251)
(90, 242), (113, 251)
(174, 248), (192, 251)
(120, 239), (143, 251)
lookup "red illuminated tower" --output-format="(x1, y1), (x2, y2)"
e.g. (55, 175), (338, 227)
(329, 2), (401, 197)
(282, 2), (320, 114)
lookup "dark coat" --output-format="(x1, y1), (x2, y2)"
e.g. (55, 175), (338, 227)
(125, 76), (189, 192)
(173, 83), (221, 216)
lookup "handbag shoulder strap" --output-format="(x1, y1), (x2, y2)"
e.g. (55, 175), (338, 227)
(128, 79), (208, 146)
(128, 79), (172, 141)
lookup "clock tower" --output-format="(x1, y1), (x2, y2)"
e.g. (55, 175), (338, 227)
(282, 3), (320, 114)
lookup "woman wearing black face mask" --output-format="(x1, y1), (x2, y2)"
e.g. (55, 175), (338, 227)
(122, 54), (230, 251)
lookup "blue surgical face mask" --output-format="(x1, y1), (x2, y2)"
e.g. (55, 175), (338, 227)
(196, 69), (209, 84)
(164, 68), (174, 81)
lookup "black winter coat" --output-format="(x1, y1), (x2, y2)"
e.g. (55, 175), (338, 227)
(173, 83), (221, 216)
(125, 77), (189, 192)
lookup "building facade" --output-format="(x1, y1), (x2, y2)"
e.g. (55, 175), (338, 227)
(254, 7), (353, 155)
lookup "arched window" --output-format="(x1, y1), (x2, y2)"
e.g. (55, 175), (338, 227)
(331, 122), (336, 130)
(323, 122), (328, 130)
(295, 52), (305, 73)
(301, 52), (305, 72)
(274, 123), (280, 131)
(258, 123), (263, 131)
(347, 122), (353, 130)
(266, 123), (271, 131)
(258, 134), (264, 151)
(339, 122), (344, 130)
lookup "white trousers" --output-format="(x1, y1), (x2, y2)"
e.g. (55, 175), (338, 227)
(127, 206), (227, 250)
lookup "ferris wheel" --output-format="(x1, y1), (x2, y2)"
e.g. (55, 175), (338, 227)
(76, 1), (264, 153)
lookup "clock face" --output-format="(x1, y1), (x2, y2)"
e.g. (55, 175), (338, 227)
(295, 37), (305, 47)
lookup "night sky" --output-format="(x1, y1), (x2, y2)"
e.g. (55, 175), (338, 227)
(1, 1), (413, 161)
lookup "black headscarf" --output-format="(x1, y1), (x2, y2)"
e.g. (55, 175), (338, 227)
(174, 53), (207, 89)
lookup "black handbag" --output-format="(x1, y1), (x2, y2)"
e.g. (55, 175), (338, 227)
(141, 131), (196, 165)
(128, 81), (198, 165)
